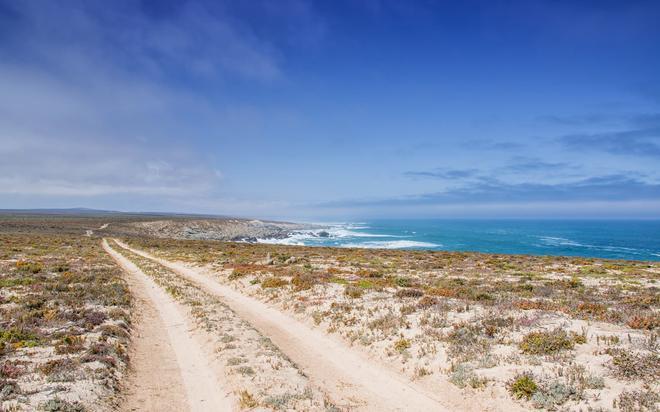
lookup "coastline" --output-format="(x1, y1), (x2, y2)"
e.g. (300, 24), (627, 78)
(127, 217), (660, 262)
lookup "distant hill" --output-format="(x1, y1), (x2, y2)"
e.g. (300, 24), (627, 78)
(0, 208), (235, 220)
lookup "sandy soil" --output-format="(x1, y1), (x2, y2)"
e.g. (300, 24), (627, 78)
(103, 240), (233, 411)
(112, 238), (502, 412)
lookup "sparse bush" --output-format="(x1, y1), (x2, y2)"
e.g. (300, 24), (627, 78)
(239, 390), (258, 408)
(417, 295), (437, 308)
(228, 268), (247, 280)
(394, 338), (411, 352)
(395, 288), (423, 298)
(449, 363), (488, 389)
(261, 277), (288, 289)
(42, 397), (85, 412)
(426, 287), (457, 298)
(291, 273), (317, 291)
(614, 385), (659, 412)
(576, 302), (607, 318)
(236, 366), (255, 376)
(38, 358), (77, 379)
(607, 348), (660, 380)
(531, 381), (579, 409)
(519, 329), (574, 355)
(344, 285), (363, 299)
(0, 361), (25, 379)
(55, 335), (85, 354)
(446, 324), (491, 361)
(627, 314), (659, 330)
(15, 260), (43, 274)
(0, 378), (20, 398)
(394, 277), (412, 287)
(570, 330), (587, 344)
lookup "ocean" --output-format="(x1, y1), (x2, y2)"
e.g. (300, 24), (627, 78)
(257, 219), (660, 261)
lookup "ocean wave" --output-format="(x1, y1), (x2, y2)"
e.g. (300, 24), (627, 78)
(537, 236), (585, 247)
(537, 236), (644, 255)
(341, 240), (440, 249)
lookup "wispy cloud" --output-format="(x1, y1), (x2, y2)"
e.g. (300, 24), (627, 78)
(404, 157), (577, 181)
(404, 168), (480, 180)
(460, 139), (526, 151)
(500, 157), (575, 173)
(322, 174), (660, 209)
(0, 0), (320, 212)
(558, 127), (660, 158)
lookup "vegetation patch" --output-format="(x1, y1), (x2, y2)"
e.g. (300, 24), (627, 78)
(519, 329), (575, 355)
(261, 277), (289, 289)
(508, 373), (538, 399)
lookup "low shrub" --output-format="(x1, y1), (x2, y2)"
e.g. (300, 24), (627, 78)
(55, 335), (85, 354)
(0, 361), (25, 379)
(607, 348), (660, 380)
(291, 273), (317, 291)
(446, 324), (491, 362)
(426, 287), (457, 298)
(508, 373), (538, 399)
(344, 286), (363, 299)
(531, 381), (579, 409)
(42, 397), (85, 412)
(417, 295), (437, 308)
(15, 260), (43, 274)
(228, 268), (247, 280)
(627, 314), (659, 330)
(261, 277), (288, 289)
(395, 288), (424, 298)
(614, 385), (660, 412)
(239, 390), (258, 408)
(394, 277), (412, 287)
(519, 329), (574, 355)
(393, 338), (411, 352)
(0, 327), (41, 348)
(449, 363), (488, 389)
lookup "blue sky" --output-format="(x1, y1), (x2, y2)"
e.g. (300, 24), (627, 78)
(1, 0), (659, 219)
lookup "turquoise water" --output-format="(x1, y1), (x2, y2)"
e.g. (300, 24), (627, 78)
(259, 220), (660, 261)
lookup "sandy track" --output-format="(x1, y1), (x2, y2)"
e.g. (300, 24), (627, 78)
(103, 240), (233, 412)
(112, 239), (466, 411)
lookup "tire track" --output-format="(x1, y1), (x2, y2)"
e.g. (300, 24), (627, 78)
(111, 238), (457, 411)
(103, 239), (234, 412)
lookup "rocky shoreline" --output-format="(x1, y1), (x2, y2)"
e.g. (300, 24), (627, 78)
(131, 218), (318, 243)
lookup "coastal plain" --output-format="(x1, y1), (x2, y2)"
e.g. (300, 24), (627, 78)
(0, 214), (658, 411)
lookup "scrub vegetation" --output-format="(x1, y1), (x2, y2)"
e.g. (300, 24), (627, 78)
(125, 233), (659, 411)
(0, 233), (131, 411)
(1, 215), (658, 411)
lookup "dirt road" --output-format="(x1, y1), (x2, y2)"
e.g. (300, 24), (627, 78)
(111, 239), (465, 411)
(103, 240), (234, 412)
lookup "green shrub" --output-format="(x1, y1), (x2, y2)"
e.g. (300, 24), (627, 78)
(15, 260), (43, 274)
(519, 329), (574, 355)
(395, 277), (412, 287)
(0, 327), (41, 348)
(508, 373), (538, 399)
